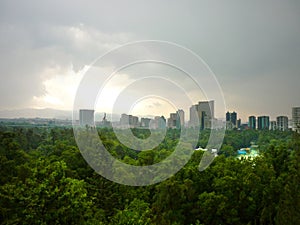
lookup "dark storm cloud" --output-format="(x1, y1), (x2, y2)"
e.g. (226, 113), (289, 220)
(0, 0), (299, 120)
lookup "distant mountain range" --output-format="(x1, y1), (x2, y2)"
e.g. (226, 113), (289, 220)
(0, 108), (121, 121)
(0, 108), (72, 119)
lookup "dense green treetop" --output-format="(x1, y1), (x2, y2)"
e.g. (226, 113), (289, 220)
(0, 126), (299, 224)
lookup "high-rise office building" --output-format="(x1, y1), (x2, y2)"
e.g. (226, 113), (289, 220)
(167, 109), (185, 129)
(226, 112), (231, 122)
(176, 109), (185, 128)
(151, 116), (166, 129)
(120, 114), (130, 128)
(292, 107), (300, 133)
(226, 111), (238, 129)
(189, 100), (214, 129)
(257, 116), (270, 130)
(199, 100), (214, 119)
(189, 105), (198, 127)
(231, 111), (237, 127)
(277, 116), (289, 131)
(225, 112), (233, 129)
(158, 116), (166, 129)
(249, 116), (256, 130)
(167, 113), (177, 129)
(79, 109), (95, 126)
(237, 119), (241, 129)
(226, 111), (242, 129)
(141, 118), (151, 128)
(130, 115), (139, 127)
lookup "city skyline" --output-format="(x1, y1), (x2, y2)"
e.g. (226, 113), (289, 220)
(77, 104), (299, 131)
(0, 104), (298, 123)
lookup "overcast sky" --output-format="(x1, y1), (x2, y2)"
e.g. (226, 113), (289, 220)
(0, 0), (299, 121)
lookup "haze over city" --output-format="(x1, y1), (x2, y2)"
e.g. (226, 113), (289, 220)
(1, 0), (300, 121)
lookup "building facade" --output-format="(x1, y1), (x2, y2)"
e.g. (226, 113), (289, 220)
(226, 111), (238, 129)
(176, 109), (185, 129)
(167, 113), (177, 129)
(151, 116), (166, 129)
(248, 116), (256, 130)
(79, 109), (95, 126)
(276, 116), (289, 131)
(231, 111), (237, 127)
(292, 107), (300, 133)
(158, 116), (166, 129)
(141, 118), (151, 128)
(257, 116), (270, 130)
(226, 112), (231, 123)
(189, 100), (214, 129)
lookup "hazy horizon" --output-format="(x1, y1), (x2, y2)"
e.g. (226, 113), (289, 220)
(0, 107), (297, 124)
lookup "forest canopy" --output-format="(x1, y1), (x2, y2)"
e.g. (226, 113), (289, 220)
(0, 126), (299, 225)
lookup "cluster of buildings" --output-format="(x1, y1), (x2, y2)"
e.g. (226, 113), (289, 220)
(225, 111), (241, 129)
(166, 109), (185, 129)
(225, 107), (300, 133)
(249, 115), (289, 131)
(79, 100), (215, 130)
(115, 101), (214, 129)
(119, 113), (166, 129)
(78, 105), (300, 133)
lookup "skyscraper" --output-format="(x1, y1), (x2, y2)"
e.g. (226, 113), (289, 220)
(167, 113), (177, 129)
(249, 116), (256, 130)
(120, 114), (130, 128)
(176, 109), (185, 128)
(166, 110), (184, 129)
(79, 109), (95, 126)
(276, 116), (289, 131)
(189, 105), (199, 127)
(226, 112), (231, 122)
(141, 118), (151, 128)
(199, 100), (214, 119)
(237, 119), (241, 129)
(152, 116), (166, 129)
(158, 116), (166, 129)
(189, 100), (214, 129)
(257, 116), (270, 130)
(292, 107), (300, 133)
(231, 111), (237, 127)
(226, 111), (238, 129)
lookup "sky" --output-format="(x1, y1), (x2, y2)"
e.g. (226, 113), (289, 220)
(0, 0), (300, 121)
